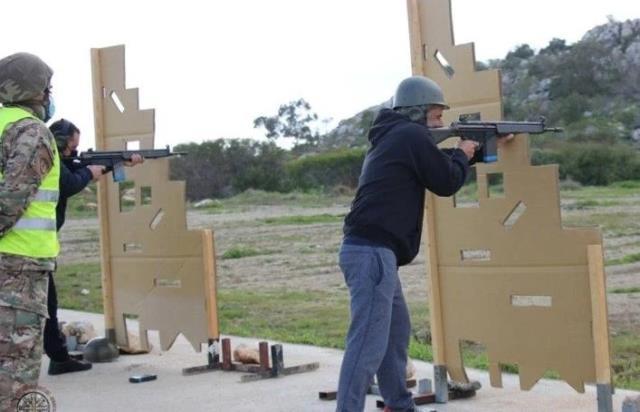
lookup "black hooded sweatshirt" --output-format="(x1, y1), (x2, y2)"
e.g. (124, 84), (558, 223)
(343, 109), (470, 266)
(56, 159), (92, 231)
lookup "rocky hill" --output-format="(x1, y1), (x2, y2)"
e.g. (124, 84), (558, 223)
(319, 18), (640, 150)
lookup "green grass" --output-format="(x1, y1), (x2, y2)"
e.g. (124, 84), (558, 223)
(606, 253), (640, 267)
(609, 287), (640, 294)
(456, 179), (640, 205)
(218, 289), (350, 348)
(221, 246), (273, 259)
(55, 262), (103, 313)
(454, 181), (479, 204)
(563, 211), (640, 235)
(567, 199), (622, 209)
(560, 180), (640, 200)
(260, 214), (344, 225)
(66, 187), (99, 218)
(610, 180), (640, 190)
(219, 289), (432, 356)
(611, 332), (640, 390)
(199, 189), (354, 213)
(57, 179), (640, 389)
(219, 290), (640, 390)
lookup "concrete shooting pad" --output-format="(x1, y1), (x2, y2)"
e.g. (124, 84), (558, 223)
(40, 309), (638, 411)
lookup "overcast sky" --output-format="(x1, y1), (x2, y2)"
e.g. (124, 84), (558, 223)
(2, 0), (638, 150)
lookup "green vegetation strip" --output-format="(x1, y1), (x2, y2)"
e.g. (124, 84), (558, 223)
(568, 199), (622, 209)
(563, 212), (640, 235)
(612, 332), (640, 390)
(200, 189), (354, 211)
(260, 214), (344, 225)
(561, 180), (640, 200)
(56, 263), (640, 390)
(609, 287), (640, 294)
(220, 290), (640, 389)
(606, 253), (640, 267)
(221, 246), (270, 259)
(219, 290), (349, 348)
(56, 262), (103, 314)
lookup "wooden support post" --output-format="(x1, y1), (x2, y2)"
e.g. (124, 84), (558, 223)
(406, 0), (425, 76)
(406, 1), (449, 402)
(259, 341), (270, 371)
(424, 191), (449, 403)
(201, 229), (219, 364)
(222, 338), (232, 370)
(271, 344), (284, 377)
(90, 48), (117, 344)
(588, 245), (613, 412)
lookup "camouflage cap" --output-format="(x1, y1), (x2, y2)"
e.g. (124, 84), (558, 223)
(0, 52), (53, 104)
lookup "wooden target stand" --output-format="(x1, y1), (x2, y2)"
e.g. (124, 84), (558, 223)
(182, 337), (319, 382)
(181, 215), (318, 382)
(91, 45), (318, 383)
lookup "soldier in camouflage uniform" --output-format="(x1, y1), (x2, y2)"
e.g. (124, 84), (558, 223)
(0, 52), (59, 410)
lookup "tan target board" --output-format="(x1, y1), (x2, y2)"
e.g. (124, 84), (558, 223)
(405, 0), (612, 405)
(90, 45), (219, 353)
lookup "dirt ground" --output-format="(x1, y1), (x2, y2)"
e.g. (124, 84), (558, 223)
(58, 201), (640, 333)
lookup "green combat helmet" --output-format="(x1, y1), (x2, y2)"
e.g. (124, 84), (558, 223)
(392, 75), (449, 109)
(0, 52), (53, 104)
(83, 337), (120, 363)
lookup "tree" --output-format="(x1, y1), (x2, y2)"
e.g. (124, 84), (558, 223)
(549, 40), (621, 99)
(253, 98), (320, 147)
(506, 44), (535, 60)
(170, 138), (290, 200)
(540, 38), (569, 55)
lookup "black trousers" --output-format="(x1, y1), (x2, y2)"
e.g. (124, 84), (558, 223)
(44, 273), (69, 362)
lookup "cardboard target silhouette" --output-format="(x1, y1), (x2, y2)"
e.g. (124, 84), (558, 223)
(405, 0), (612, 406)
(90, 45), (219, 354)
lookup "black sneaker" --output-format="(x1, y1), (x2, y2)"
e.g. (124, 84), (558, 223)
(48, 358), (93, 375)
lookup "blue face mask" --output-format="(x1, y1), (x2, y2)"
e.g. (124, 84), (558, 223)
(44, 95), (56, 123)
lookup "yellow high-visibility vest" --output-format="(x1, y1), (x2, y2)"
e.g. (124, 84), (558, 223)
(0, 106), (59, 258)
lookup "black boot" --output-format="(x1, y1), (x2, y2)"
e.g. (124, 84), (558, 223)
(48, 358), (93, 375)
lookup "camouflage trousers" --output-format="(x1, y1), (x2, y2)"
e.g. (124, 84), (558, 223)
(0, 306), (46, 411)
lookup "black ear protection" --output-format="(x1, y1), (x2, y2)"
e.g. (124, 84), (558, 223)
(49, 118), (78, 152)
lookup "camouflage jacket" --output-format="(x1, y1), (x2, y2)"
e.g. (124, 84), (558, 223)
(0, 104), (55, 315)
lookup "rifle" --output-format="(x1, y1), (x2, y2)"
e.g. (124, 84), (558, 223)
(63, 145), (187, 182)
(429, 118), (563, 163)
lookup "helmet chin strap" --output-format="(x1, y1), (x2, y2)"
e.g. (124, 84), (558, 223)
(34, 103), (48, 122)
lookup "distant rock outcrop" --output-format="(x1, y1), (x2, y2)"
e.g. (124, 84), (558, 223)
(319, 18), (640, 148)
(318, 104), (382, 150)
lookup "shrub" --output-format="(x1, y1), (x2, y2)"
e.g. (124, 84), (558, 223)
(532, 143), (640, 185)
(170, 139), (290, 200)
(221, 246), (262, 259)
(286, 148), (366, 190)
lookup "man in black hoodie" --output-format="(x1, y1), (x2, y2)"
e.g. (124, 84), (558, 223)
(336, 76), (479, 412)
(46, 119), (142, 375)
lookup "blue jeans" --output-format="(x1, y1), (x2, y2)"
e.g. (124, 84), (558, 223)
(336, 242), (414, 412)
